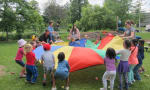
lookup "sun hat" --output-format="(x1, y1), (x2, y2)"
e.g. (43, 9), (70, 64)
(43, 44), (51, 50)
(18, 39), (27, 47)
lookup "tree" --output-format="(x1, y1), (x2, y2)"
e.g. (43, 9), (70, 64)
(0, 0), (16, 40)
(104, 0), (133, 24)
(0, 0), (45, 40)
(75, 5), (116, 31)
(70, 0), (89, 24)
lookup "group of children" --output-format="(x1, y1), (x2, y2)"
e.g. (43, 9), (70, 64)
(15, 36), (145, 90)
(101, 39), (145, 90)
(15, 39), (70, 90)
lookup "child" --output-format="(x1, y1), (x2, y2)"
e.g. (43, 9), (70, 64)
(32, 35), (38, 41)
(30, 41), (36, 50)
(41, 44), (56, 89)
(133, 39), (145, 80)
(55, 36), (64, 43)
(117, 40), (131, 90)
(100, 48), (116, 90)
(15, 39), (27, 78)
(128, 39), (138, 85)
(36, 41), (42, 48)
(54, 52), (70, 90)
(24, 44), (38, 83)
(69, 37), (80, 46)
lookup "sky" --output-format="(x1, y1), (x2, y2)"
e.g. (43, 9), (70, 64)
(35, 0), (150, 13)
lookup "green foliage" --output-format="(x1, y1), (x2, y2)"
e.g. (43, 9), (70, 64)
(70, 0), (89, 24)
(75, 5), (116, 31)
(0, 0), (45, 40)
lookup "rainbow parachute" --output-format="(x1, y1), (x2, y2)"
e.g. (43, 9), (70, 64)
(33, 35), (124, 72)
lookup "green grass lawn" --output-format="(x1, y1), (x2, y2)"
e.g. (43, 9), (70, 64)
(136, 32), (150, 40)
(0, 33), (150, 90)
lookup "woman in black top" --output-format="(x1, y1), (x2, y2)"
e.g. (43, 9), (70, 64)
(39, 30), (52, 43)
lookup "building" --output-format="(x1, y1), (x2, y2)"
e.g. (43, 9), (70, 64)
(141, 13), (150, 27)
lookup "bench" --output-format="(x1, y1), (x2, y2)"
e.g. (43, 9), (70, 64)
(145, 42), (150, 52)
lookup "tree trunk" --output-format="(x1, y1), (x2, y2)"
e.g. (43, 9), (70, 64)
(6, 29), (8, 41)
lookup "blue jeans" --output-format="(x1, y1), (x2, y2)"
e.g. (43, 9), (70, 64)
(133, 63), (142, 80)
(50, 33), (55, 42)
(133, 55), (143, 80)
(26, 65), (38, 83)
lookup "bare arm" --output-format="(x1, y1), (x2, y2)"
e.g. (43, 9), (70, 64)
(119, 32), (126, 37)
(123, 32), (134, 39)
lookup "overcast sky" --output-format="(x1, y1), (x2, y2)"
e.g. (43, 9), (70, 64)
(35, 0), (150, 13)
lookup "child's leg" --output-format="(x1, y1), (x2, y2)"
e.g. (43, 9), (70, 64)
(43, 73), (47, 82)
(51, 72), (56, 88)
(109, 71), (116, 90)
(128, 65), (132, 83)
(26, 65), (32, 81)
(134, 64), (142, 80)
(66, 74), (70, 87)
(141, 66), (145, 71)
(31, 66), (38, 83)
(118, 73), (123, 90)
(131, 65), (135, 82)
(16, 60), (26, 76)
(123, 72), (128, 90)
(102, 71), (109, 90)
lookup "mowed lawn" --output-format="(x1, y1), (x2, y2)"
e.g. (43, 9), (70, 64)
(0, 33), (150, 90)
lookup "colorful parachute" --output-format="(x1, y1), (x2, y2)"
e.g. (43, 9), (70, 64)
(33, 35), (124, 72)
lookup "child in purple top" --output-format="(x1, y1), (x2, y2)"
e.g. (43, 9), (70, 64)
(100, 48), (116, 90)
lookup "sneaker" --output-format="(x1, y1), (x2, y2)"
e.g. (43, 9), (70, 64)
(31, 82), (36, 84)
(25, 80), (31, 83)
(100, 88), (105, 90)
(132, 80), (136, 83)
(66, 86), (69, 90)
(51, 87), (57, 90)
(20, 74), (26, 78)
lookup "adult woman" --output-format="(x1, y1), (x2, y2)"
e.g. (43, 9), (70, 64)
(120, 20), (136, 39)
(39, 30), (52, 43)
(68, 24), (80, 41)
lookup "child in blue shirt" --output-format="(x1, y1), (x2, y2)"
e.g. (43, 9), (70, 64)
(133, 39), (145, 80)
(54, 52), (70, 90)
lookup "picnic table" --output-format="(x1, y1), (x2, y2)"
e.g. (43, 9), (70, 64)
(145, 42), (150, 52)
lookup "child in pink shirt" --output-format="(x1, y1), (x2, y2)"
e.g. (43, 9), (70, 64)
(128, 39), (138, 85)
(15, 39), (26, 78)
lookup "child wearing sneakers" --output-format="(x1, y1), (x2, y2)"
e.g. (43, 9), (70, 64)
(24, 44), (38, 83)
(117, 40), (131, 90)
(128, 39), (138, 86)
(15, 39), (27, 78)
(41, 44), (56, 90)
(100, 48), (116, 90)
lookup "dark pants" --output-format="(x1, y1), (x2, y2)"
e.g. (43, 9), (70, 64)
(26, 65), (38, 83)
(133, 63), (142, 80)
(119, 72), (128, 90)
(133, 56), (143, 80)
(15, 60), (25, 67)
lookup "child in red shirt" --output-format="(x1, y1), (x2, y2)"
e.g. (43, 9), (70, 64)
(15, 39), (26, 78)
(24, 44), (38, 83)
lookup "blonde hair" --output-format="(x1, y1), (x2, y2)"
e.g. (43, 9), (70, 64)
(24, 44), (32, 53)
